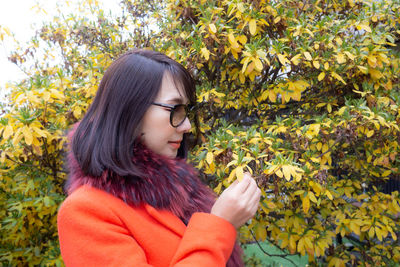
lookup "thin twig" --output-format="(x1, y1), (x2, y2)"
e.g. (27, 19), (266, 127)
(5, 156), (54, 177)
(249, 230), (299, 267)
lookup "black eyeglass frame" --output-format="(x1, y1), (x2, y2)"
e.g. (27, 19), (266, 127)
(151, 102), (194, 128)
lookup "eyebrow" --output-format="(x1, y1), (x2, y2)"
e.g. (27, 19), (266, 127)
(166, 97), (187, 104)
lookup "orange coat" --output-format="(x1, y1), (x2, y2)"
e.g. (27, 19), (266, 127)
(57, 185), (237, 266)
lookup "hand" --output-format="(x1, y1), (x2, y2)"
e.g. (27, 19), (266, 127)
(211, 173), (261, 228)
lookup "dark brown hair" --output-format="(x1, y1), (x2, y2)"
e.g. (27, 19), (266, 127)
(72, 49), (196, 177)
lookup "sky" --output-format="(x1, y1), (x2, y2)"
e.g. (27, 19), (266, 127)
(0, 0), (121, 100)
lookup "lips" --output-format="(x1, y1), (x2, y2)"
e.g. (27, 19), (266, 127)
(168, 140), (182, 149)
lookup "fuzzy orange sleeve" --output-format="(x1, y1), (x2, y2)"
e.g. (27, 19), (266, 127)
(170, 212), (237, 266)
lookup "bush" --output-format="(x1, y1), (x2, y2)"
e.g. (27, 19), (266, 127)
(1, 0), (399, 265)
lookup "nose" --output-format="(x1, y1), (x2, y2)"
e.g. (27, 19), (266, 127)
(177, 117), (191, 133)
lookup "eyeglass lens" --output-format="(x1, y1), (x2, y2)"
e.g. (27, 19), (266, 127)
(172, 105), (187, 127)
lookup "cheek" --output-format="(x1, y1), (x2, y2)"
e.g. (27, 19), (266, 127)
(140, 109), (172, 151)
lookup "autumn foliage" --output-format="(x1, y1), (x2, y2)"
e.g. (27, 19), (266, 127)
(1, 0), (400, 266)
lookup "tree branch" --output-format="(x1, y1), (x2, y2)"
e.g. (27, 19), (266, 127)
(249, 230), (299, 267)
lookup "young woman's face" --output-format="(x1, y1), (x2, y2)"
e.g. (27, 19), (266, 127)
(140, 72), (192, 158)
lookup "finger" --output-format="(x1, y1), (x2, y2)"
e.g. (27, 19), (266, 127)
(225, 179), (240, 191)
(235, 174), (252, 193)
(249, 189), (261, 211)
(249, 188), (261, 206)
(243, 179), (259, 198)
(250, 200), (260, 216)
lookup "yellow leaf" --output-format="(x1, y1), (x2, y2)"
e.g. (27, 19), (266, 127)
(238, 35), (247, 45)
(375, 227), (383, 241)
(304, 51), (312, 61)
(237, 2), (245, 13)
(277, 54), (288, 65)
(353, 89), (369, 97)
(275, 169), (283, 178)
(254, 58), (263, 72)
(73, 106), (82, 119)
(50, 89), (65, 100)
(43, 91), (51, 102)
(325, 190), (333, 200)
(32, 145), (42, 156)
(209, 23), (217, 34)
(382, 170), (391, 177)
(344, 51), (355, 60)
(303, 195), (310, 213)
(291, 90), (301, 101)
(308, 191), (318, 203)
(322, 143), (329, 153)
(366, 129), (374, 138)
(369, 68), (383, 80)
(357, 66), (368, 74)
(255, 223), (267, 240)
(12, 128), (23, 146)
(327, 104), (332, 113)
(27, 91), (40, 103)
(228, 33), (239, 49)
(201, 47), (210, 60)
(331, 72), (347, 85)
(3, 125), (13, 139)
(337, 106), (346, 116)
(228, 168), (236, 182)
(22, 126), (33, 146)
(244, 61), (255, 74)
(226, 130), (234, 136)
(318, 72), (326, 81)
(269, 90), (277, 102)
(336, 53), (346, 64)
(357, 24), (371, 33)
(239, 72), (245, 83)
(282, 165), (291, 181)
(297, 237), (305, 255)
(304, 237), (314, 252)
(32, 127), (47, 138)
(208, 161), (216, 174)
(206, 151), (213, 164)
(289, 235), (297, 252)
(335, 37), (343, 46)
(313, 60), (320, 69)
(367, 55), (377, 67)
(311, 182), (322, 196)
(266, 201), (276, 209)
(291, 54), (301, 65)
(310, 157), (320, 163)
(236, 165), (244, 181)
(214, 182), (222, 194)
(316, 142), (322, 151)
(249, 19), (257, 35)
(280, 235), (289, 249)
(306, 123), (320, 137)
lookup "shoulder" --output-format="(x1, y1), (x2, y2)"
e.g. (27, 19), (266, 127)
(57, 185), (131, 225)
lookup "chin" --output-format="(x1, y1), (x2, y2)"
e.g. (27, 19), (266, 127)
(168, 152), (178, 159)
(167, 150), (178, 159)
(158, 149), (177, 159)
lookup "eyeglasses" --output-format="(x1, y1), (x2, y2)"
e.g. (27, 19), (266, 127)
(151, 102), (194, 127)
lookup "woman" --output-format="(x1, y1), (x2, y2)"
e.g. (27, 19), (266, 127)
(57, 49), (261, 266)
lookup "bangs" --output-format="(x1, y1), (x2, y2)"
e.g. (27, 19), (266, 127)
(167, 64), (196, 104)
